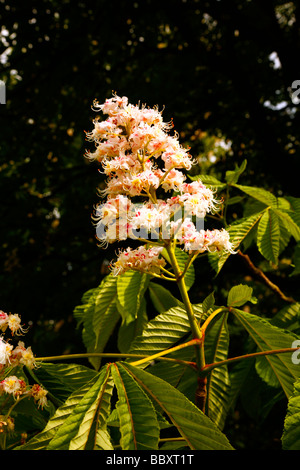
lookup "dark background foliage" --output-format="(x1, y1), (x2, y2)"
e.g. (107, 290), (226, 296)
(0, 0), (299, 449)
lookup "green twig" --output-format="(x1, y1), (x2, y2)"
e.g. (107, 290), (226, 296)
(35, 352), (196, 367)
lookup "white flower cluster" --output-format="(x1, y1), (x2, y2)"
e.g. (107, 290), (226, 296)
(112, 246), (166, 276)
(86, 94), (234, 275)
(0, 377), (48, 411)
(86, 95), (193, 195)
(0, 336), (36, 369)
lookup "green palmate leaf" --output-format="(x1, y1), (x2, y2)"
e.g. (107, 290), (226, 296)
(202, 292), (215, 314)
(278, 215), (292, 254)
(231, 309), (300, 399)
(128, 304), (203, 359)
(117, 297), (148, 353)
(92, 274), (119, 346)
(204, 313), (230, 430)
(232, 183), (278, 207)
(73, 288), (97, 362)
(33, 362), (98, 403)
(189, 174), (227, 190)
(282, 378), (300, 450)
(226, 195), (245, 206)
(111, 363), (160, 450)
(149, 281), (183, 313)
(15, 375), (101, 450)
(209, 210), (265, 273)
(143, 304), (212, 401)
(70, 386), (114, 449)
(226, 359), (255, 417)
(257, 209), (280, 264)
(286, 196), (300, 226)
(277, 197), (293, 211)
(240, 362), (284, 423)
(73, 275), (120, 369)
(117, 271), (150, 324)
(47, 365), (114, 450)
(227, 284), (255, 308)
(70, 371), (114, 451)
(148, 346), (198, 403)
(159, 441), (189, 450)
(121, 362), (234, 450)
(273, 209), (300, 242)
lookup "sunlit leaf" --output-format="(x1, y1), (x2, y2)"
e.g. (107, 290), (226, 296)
(227, 284), (254, 308)
(286, 196), (300, 228)
(273, 209), (300, 242)
(257, 209), (280, 263)
(232, 184), (277, 207)
(117, 271), (150, 324)
(270, 302), (300, 330)
(189, 174), (227, 190)
(117, 297), (148, 353)
(204, 313), (230, 429)
(111, 363), (160, 450)
(33, 362), (98, 403)
(121, 362), (234, 450)
(15, 375), (101, 450)
(73, 275), (120, 369)
(231, 309), (300, 398)
(47, 365), (114, 450)
(209, 210), (265, 273)
(225, 159), (247, 184)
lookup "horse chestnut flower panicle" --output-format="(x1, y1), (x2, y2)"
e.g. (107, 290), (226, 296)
(111, 245), (166, 276)
(86, 93), (234, 275)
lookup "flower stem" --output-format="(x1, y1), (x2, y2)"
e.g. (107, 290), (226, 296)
(35, 351), (195, 366)
(149, 272), (177, 282)
(131, 338), (200, 367)
(179, 252), (201, 279)
(166, 245), (202, 340)
(165, 244), (205, 372)
(200, 307), (227, 333)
